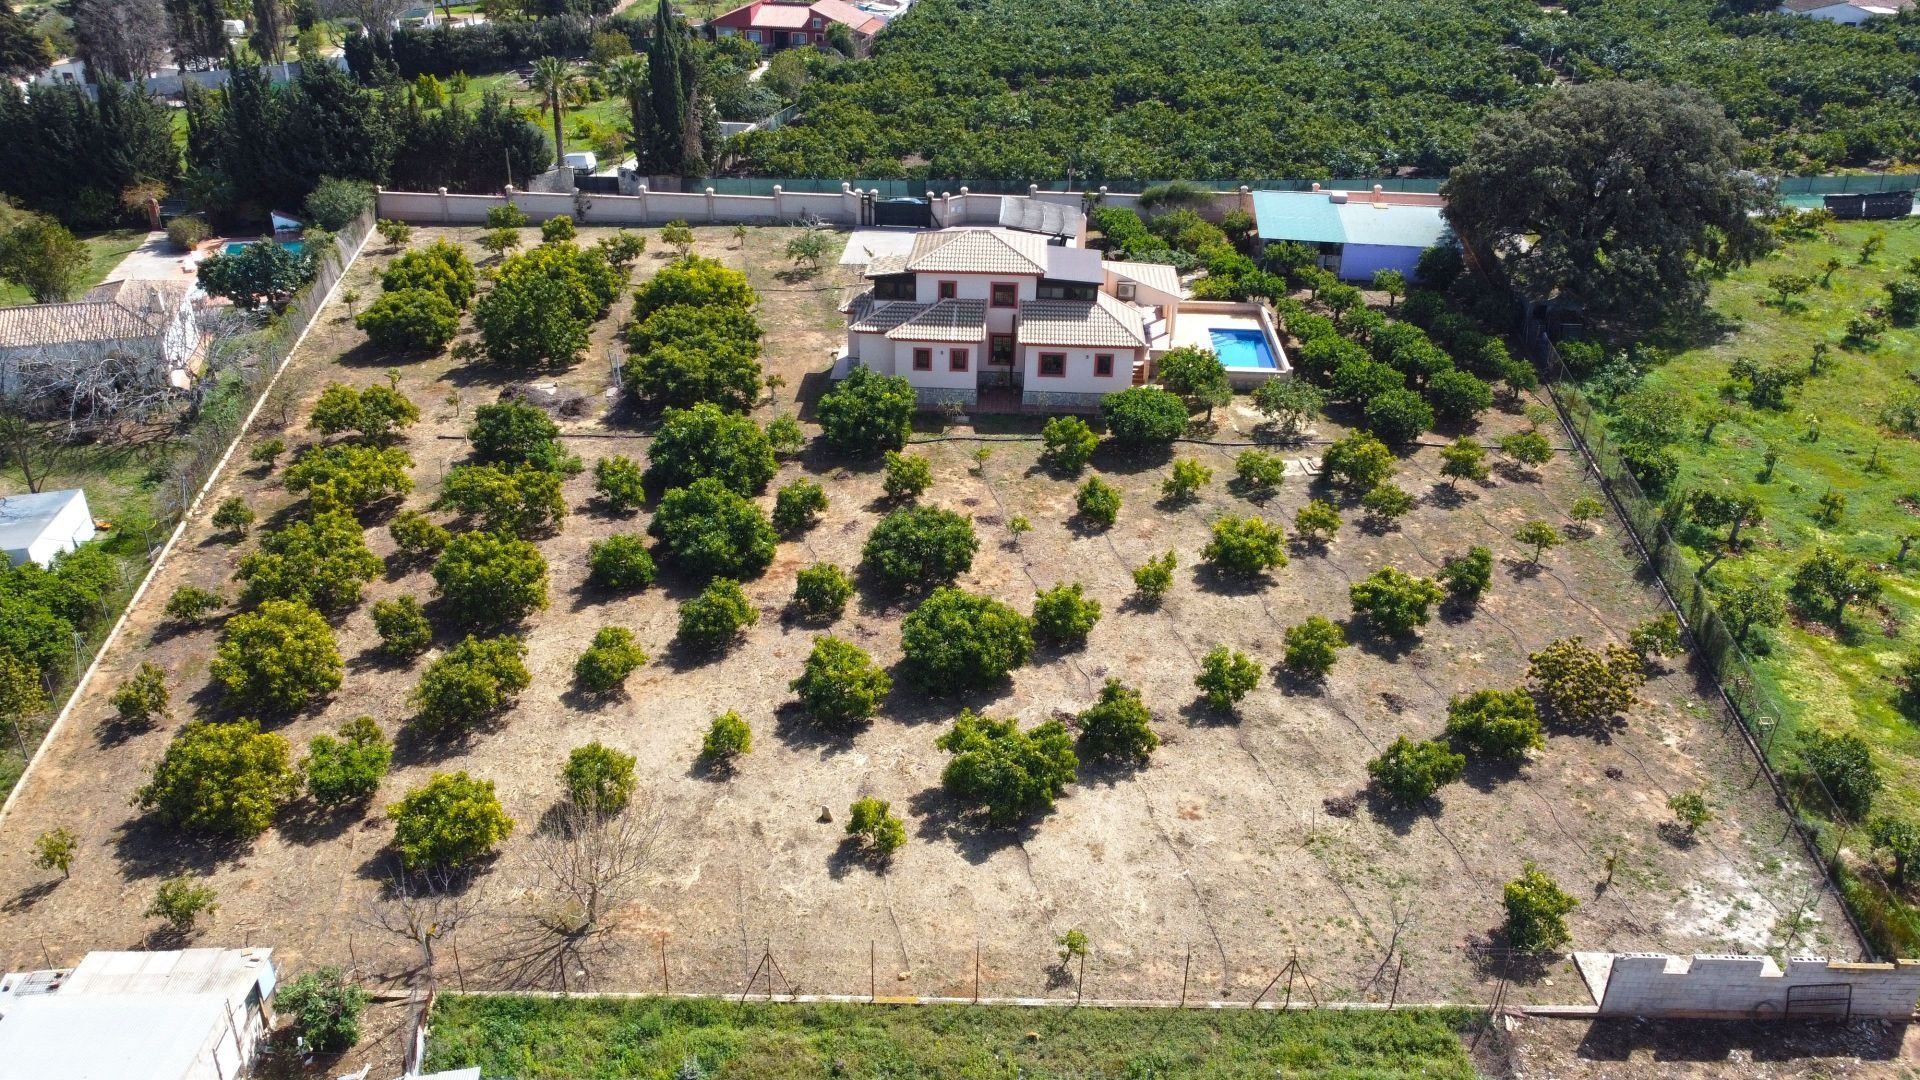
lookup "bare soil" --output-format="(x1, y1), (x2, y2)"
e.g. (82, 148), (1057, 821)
(0, 226), (1859, 1032)
(1503, 1014), (1920, 1078)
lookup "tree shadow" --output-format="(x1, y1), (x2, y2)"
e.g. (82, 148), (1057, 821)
(109, 815), (243, 881)
(1424, 483), (1473, 510)
(1177, 697), (1241, 728)
(1088, 441), (1172, 476)
(3, 879), (60, 915)
(904, 786), (1037, 866)
(1503, 557), (1546, 581)
(1360, 787), (1428, 837)
(1463, 932), (1558, 984)
(1272, 664), (1325, 696)
(1076, 753), (1149, 788)
(827, 835), (893, 881)
(1192, 564), (1272, 597)
(93, 712), (158, 749)
(1460, 754), (1527, 794)
(1656, 821), (1703, 848)
(771, 701), (861, 757)
(276, 800), (367, 847)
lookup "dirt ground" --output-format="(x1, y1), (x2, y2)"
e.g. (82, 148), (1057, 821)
(0, 225), (1862, 1045)
(1503, 1015), (1920, 1078)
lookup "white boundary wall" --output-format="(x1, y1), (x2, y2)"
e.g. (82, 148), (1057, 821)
(1580, 952), (1920, 1020)
(374, 184), (1261, 229)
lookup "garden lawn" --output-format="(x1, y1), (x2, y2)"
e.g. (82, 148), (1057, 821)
(0, 229), (148, 307)
(1590, 220), (1920, 812)
(423, 996), (1485, 1080)
(440, 72), (631, 164)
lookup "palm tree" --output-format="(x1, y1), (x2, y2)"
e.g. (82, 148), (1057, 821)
(603, 53), (651, 172)
(529, 56), (581, 169)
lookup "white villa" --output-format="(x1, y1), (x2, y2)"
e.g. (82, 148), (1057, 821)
(840, 226), (1287, 411)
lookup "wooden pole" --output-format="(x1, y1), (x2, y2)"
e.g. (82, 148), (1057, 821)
(973, 940), (981, 1004)
(869, 940), (876, 1003)
(452, 939), (464, 992)
(1075, 950), (1086, 1007)
(659, 935), (670, 994)
(1388, 955), (1402, 1010)
(1179, 947), (1191, 1008)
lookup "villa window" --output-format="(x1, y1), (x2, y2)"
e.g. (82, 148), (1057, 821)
(1036, 281), (1097, 301)
(1094, 353), (1114, 378)
(912, 348), (933, 371)
(872, 275), (914, 300)
(1038, 353), (1067, 378)
(745, 29), (761, 42)
(950, 348), (969, 372)
(990, 282), (1018, 308)
(937, 280), (958, 299)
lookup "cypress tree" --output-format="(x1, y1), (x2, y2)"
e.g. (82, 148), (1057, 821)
(645, 0), (685, 176)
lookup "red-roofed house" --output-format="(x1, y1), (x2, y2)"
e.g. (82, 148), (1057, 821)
(705, 0), (885, 55)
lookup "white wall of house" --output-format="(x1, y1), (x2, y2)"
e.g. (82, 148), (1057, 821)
(1778, 2), (1877, 21)
(912, 273), (1035, 335)
(896, 341), (981, 393)
(1106, 272), (1182, 342)
(849, 331), (898, 372)
(1019, 345), (1140, 396)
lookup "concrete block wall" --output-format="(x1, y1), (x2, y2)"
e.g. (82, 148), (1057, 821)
(376, 184), (869, 228)
(1594, 952), (1920, 1020)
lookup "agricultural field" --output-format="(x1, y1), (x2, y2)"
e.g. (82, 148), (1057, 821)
(0, 223), (1855, 1019)
(733, 0), (1920, 179)
(1578, 217), (1920, 944)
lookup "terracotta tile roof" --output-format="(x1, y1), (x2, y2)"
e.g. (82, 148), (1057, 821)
(838, 287), (875, 315)
(0, 279), (191, 350)
(848, 300), (928, 333)
(1102, 259), (1183, 298)
(862, 253), (910, 278)
(906, 229), (1050, 276)
(1019, 293), (1148, 349)
(886, 299), (986, 343)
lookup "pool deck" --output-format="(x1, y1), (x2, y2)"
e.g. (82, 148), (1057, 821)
(1167, 300), (1291, 386)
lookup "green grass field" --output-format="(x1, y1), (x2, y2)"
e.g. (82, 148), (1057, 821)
(441, 71), (632, 164)
(0, 229), (148, 307)
(423, 997), (1486, 1079)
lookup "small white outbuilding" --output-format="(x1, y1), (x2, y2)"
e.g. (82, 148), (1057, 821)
(0, 489), (97, 567)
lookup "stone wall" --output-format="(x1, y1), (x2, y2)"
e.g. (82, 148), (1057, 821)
(1580, 952), (1920, 1020)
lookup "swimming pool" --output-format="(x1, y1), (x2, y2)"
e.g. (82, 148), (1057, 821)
(223, 240), (306, 257)
(1209, 327), (1277, 369)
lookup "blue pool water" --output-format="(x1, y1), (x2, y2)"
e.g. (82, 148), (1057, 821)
(1210, 328), (1277, 369)
(224, 240), (306, 257)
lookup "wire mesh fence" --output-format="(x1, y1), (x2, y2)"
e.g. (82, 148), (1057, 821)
(1523, 319), (1920, 960)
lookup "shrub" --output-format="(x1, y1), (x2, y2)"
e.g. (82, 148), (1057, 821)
(773, 478), (828, 533)
(1795, 728), (1883, 820)
(1195, 645), (1260, 712)
(790, 635), (892, 727)
(882, 451), (932, 501)
(633, 254), (752, 319)
(1669, 789), (1713, 833)
(1425, 368), (1493, 424)
(436, 464), (567, 536)
(1359, 482), (1414, 526)
(31, 828), (76, 877)
(1502, 863), (1577, 952)
(648, 478), (778, 580)
(861, 505), (978, 591)
(846, 797), (907, 857)
(249, 438), (286, 467)
(1157, 346), (1231, 418)
(792, 562), (853, 622)
(1791, 547), (1881, 626)
(210, 497), (254, 537)
(1320, 431), (1393, 492)
(1439, 437), (1488, 487)
(211, 600), (343, 712)
(431, 530), (550, 625)
(644, 404), (776, 496)
(701, 711), (752, 764)
(900, 587), (1034, 691)
(563, 741), (637, 814)
(1101, 386), (1188, 449)
(586, 534), (656, 592)
(1499, 429), (1553, 470)
(1132, 550), (1177, 603)
(677, 578), (759, 651)
(937, 711), (1077, 826)
(1349, 567), (1444, 636)
(388, 511), (450, 562)
(1445, 688), (1543, 760)
(1526, 637), (1645, 727)
(381, 239), (477, 308)
(1202, 515), (1287, 577)
(1075, 476), (1121, 527)
(1162, 458), (1212, 502)
(1514, 520), (1562, 565)
(164, 585), (225, 624)
(167, 215), (209, 250)
(1032, 583), (1101, 646)
(1869, 816), (1920, 886)
(1233, 451), (1285, 501)
(574, 626), (648, 694)
(485, 203), (527, 229)
(357, 288), (460, 351)
(1075, 678), (1157, 764)
(147, 874), (219, 932)
(410, 635), (531, 732)
(1568, 494), (1606, 530)
(767, 414), (806, 457)
(275, 968), (369, 1053)
(468, 400), (571, 472)
(283, 444), (415, 514)
(387, 771), (514, 869)
(1282, 616), (1346, 679)
(1438, 546), (1493, 600)
(1253, 376), (1324, 436)
(109, 661), (170, 725)
(817, 367), (913, 456)
(473, 242), (619, 367)
(1363, 387), (1434, 444)
(540, 215), (576, 242)
(372, 596), (433, 658)
(596, 230), (646, 268)
(1041, 415), (1099, 473)
(1293, 499), (1342, 544)
(136, 720), (298, 837)
(1367, 736), (1466, 805)
(593, 455), (647, 513)
(1628, 612), (1683, 664)
(623, 303), (765, 412)
(301, 716), (392, 806)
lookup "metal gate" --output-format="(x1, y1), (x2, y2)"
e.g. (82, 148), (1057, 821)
(863, 194), (931, 229)
(1784, 983), (1853, 1022)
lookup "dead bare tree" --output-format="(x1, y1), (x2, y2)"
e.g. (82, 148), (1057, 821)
(360, 870), (487, 984)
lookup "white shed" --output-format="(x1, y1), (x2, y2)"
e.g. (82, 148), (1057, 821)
(0, 489), (97, 567)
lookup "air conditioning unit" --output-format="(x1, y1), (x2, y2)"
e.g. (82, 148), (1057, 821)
(1116, 282), (1136, 301)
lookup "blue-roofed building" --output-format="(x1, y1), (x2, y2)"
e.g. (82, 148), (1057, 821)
(1251, 188), (1453, 283)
